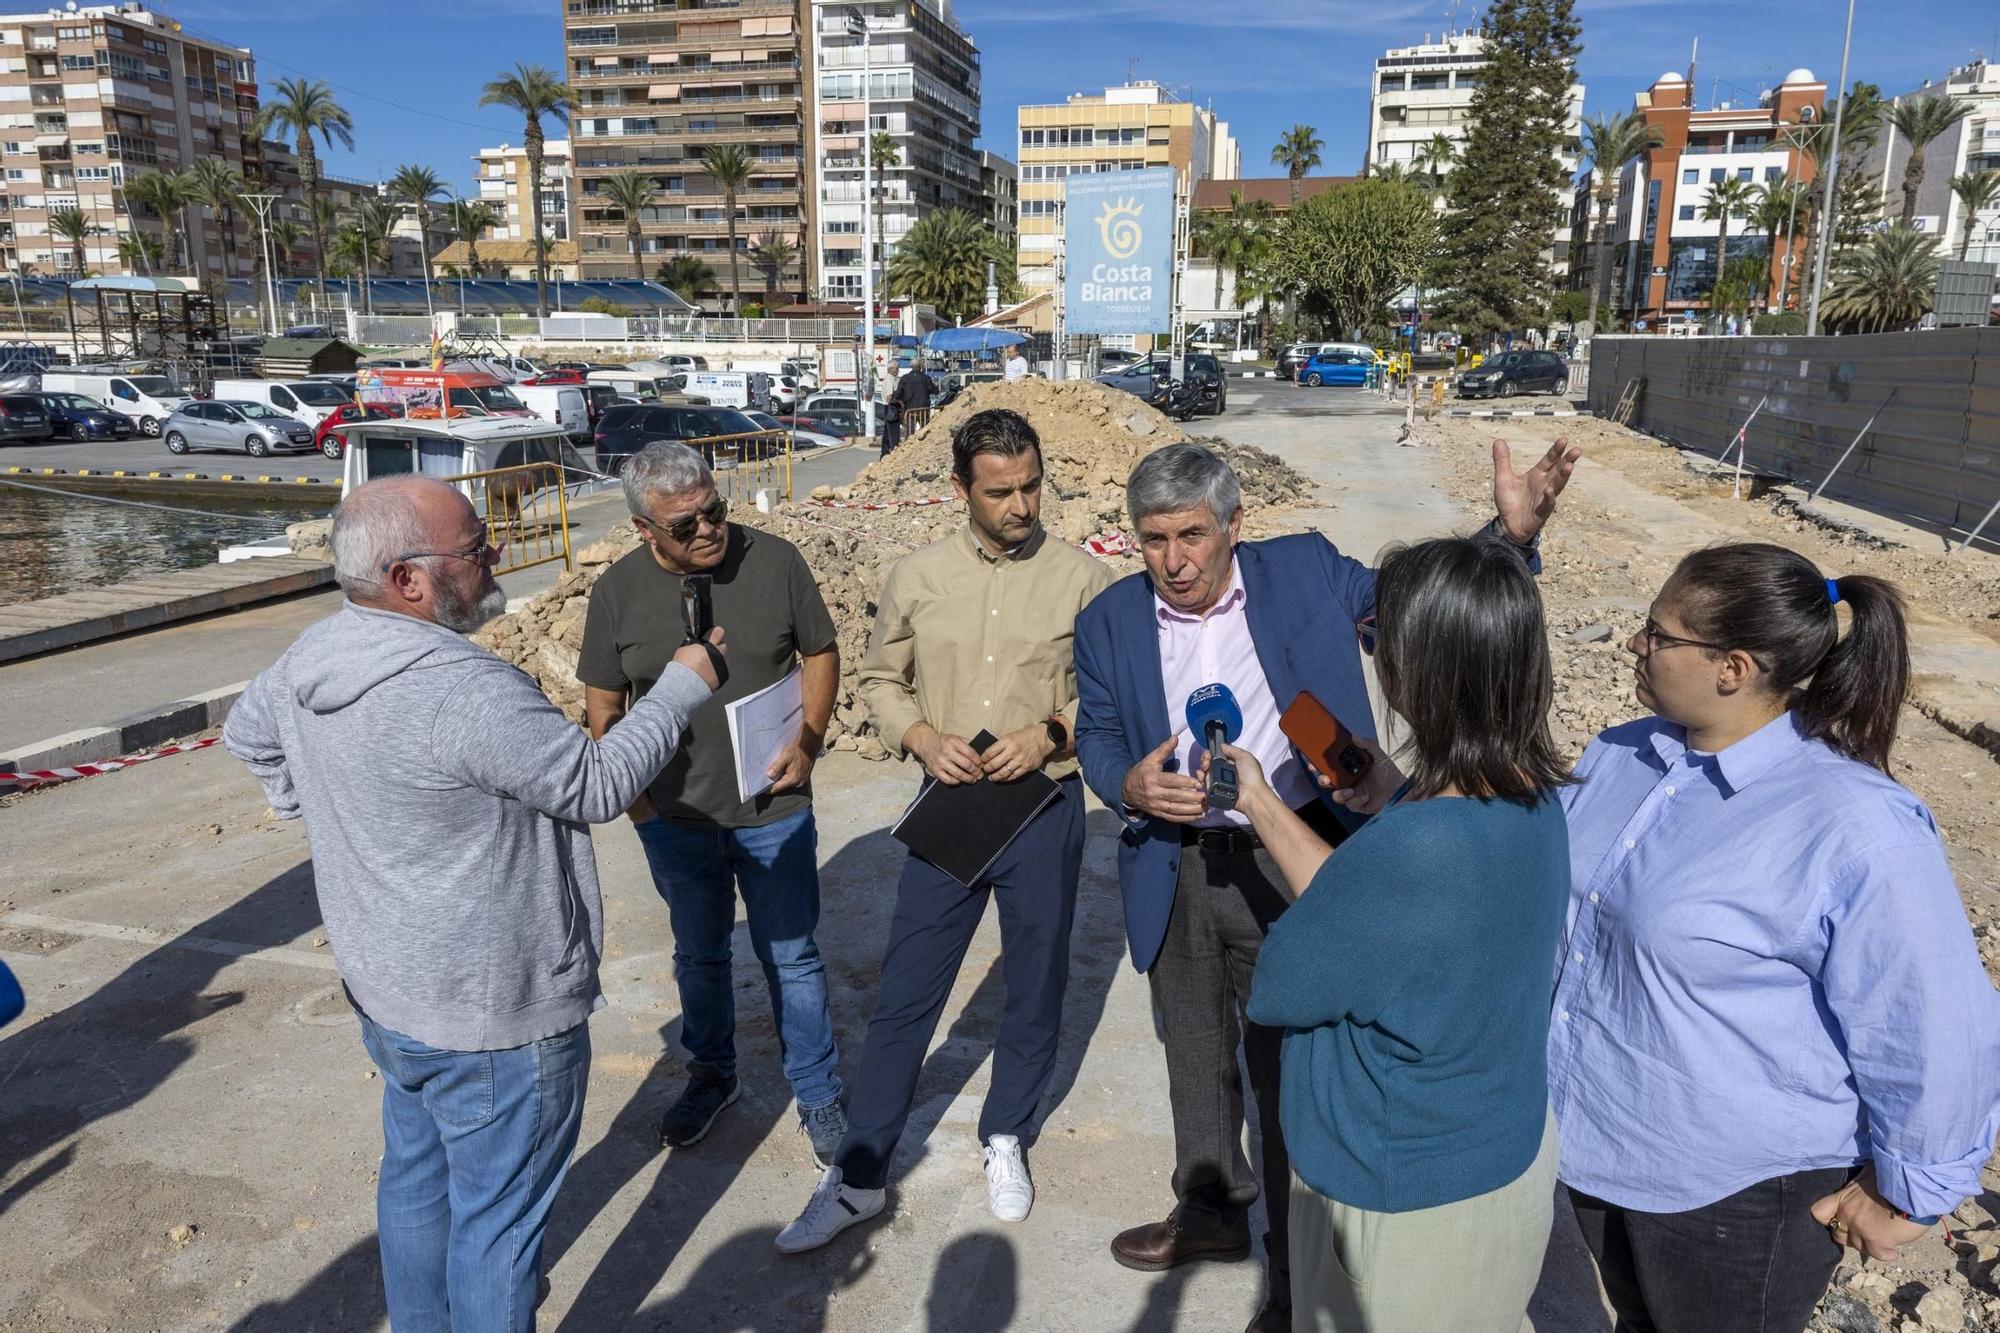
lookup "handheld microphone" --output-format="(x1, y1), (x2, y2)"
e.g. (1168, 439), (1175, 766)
(1185, 683), (1244, 811)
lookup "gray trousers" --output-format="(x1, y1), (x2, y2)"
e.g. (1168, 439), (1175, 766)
(1148, 829), (1311, 1292)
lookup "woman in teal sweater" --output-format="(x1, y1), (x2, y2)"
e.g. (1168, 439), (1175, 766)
(1221, 534), (1572, 1333)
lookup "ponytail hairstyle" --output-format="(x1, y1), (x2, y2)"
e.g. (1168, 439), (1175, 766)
(1660, 543), (1909, 771)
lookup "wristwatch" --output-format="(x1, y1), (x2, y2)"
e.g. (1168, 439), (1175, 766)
(1044, 715), (1069, 752)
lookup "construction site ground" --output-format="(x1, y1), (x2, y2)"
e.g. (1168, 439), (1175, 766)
(2, 380), (1995, 1332)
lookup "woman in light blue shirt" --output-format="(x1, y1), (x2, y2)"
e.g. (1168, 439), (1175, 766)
(1550, 543), (2000, 1333)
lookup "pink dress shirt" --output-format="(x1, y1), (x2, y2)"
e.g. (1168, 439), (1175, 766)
(1155, 561), (1318, 827)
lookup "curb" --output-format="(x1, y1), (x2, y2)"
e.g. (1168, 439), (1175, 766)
(0, 680), (247, 785)
(5, 465), (332, 486)
(1444, 408), (1581, 419)
(1230, 370), (1280, 379)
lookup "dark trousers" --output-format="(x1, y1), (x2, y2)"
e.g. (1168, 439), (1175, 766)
(835, 777), (1084, 1191)
(880, 414), (902, 454)
(1568, 1166), (1856, 1333)
(1150, 809), (1339, 1296)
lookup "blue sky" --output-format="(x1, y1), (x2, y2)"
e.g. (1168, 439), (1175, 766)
(168, 0), (1997, 194)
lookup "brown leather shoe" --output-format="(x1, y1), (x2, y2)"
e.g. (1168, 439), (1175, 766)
(1244, 1293), (1290, 1333)
(1110, 1207), (1253, 1272)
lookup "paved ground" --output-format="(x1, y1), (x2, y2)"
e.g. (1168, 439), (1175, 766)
(0, 386), (1618, 1331)
(0, 446), (873, 756)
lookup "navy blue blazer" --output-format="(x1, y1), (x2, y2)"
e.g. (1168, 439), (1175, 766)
(1075, 534), (1380, 975)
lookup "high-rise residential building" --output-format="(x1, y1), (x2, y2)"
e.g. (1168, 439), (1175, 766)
(1364, 30), (1585, 275)
(1014, 80), (1235, 297)
(1586, 68), (1824, 324)
(979, 149), (1014, 238)
(564, 0), (810, 309)
(807, 0), (982, 305)
(1858, 59), (2000, 262)
(0, 4), (261, 279)
(474, 140), (575, 247)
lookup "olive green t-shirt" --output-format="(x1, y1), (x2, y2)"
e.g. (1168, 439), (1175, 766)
(577, 525), (836, 827)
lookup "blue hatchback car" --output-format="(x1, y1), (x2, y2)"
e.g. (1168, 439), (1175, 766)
(37, 391), (136, 441)
(1297, 351), (1373, 387)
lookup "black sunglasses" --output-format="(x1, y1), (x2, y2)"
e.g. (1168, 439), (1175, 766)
(639, 496), (728, 545)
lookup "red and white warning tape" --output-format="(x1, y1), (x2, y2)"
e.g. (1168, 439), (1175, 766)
(1082, 533), (1134, 556)
(1, 736), (220, 789)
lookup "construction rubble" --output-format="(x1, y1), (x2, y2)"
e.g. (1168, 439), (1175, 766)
(475, 378), (1316, 758)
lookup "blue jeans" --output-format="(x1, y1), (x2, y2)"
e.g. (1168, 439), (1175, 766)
(357, 1013), (590, 1333)
(633, 806), (842, 1110)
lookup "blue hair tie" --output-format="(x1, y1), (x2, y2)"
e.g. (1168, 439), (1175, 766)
(1825, 578), (1841, 605)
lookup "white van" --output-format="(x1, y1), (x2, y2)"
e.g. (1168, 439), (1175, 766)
(212, 378), (355, 429)
(39, 371), (190, 437)
(587, 368), (687, 401)
(514, 383), (591, 443)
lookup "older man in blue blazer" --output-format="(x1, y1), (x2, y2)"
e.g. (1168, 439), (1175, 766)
(1074, 438), (1576, 1332)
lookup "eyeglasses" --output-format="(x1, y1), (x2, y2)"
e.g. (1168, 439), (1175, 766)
(381, 539), (505, 573)
(1640, 618), (1724, 653)
(638, 496), (728, 545)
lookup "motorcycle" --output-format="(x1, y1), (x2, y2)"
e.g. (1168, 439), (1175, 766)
(1146, 375), (1202, 422)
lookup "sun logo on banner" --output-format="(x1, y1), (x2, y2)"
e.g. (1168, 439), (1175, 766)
(1096, 198), (1144, 261)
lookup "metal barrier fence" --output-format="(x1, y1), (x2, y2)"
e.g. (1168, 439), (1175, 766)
(684, 430), (795, 506)
(1586, 329), (2000, 548)
(348, 313), (856, 348)
(445, 461), (575, 575)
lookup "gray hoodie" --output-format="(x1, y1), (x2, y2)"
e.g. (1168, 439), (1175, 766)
(223, 601), (709, 1051)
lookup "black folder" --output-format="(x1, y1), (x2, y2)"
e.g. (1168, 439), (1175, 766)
(890, 731), (1062, 888)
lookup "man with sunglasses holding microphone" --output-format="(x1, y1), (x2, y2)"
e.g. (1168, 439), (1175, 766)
(579, 440), (849, 1165)
(224, 474), (725, 1330)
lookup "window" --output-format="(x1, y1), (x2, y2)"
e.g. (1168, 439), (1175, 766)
(1736, 167), (1753, 181)
(1678, 204), (1695, 220)
(1709, 168), (1724, 183)
(1682, 168), (1697, 184)
(1764, 166), (1782, 181)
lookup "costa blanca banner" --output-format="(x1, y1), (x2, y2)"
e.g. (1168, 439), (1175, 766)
(1063, 167), (1175, 334)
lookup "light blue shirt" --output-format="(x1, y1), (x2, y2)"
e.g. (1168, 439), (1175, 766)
(1548, 712), (2000, 1218)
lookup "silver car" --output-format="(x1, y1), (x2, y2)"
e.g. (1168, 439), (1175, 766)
(163, 400), (316, 458)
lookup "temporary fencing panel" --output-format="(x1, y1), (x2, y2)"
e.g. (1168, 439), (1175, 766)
(1587, 330), (2000, 542)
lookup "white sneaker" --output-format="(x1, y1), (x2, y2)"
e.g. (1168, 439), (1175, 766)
(774, 1166), (885, 1254)
(982, 1134), (1033, 1222)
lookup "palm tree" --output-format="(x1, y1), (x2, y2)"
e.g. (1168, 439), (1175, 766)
(1822, 225), (1940, 331)
(1949, 170), (2000, 261)
(750, 230), (799, 306)
(1748, 177), (1809, 308)
(700, 144), (753, 313)
(389, 163), (446, 294)
(183, 159), (245, 322)
(885, 208), (1008, 321)
(599, 171), (660, 280)
(340, 197), (397, 314)
(116, 231), (164, 273)
(479, 63), (574, 317)
(48, 207), (93, 276)
(657, 255), (716, 303)
(1415, 133), (1457, 191)
(1886, 94), (1972, 228)
(1699, 176), (1758, 330)
(1271, 125), (1323, 207)
(266, 218), (305, 280)
(868, 130), (901, 285)
(124, 169), (190, 272)
(1193, 189), (1275, 314)
(443, 198), (499, 277)
(1580, 110), (1665, 333)
(252, 78), (354, 299)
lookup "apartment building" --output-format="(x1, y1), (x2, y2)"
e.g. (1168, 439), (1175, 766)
(1588, 68), (1824, 324)
(252, 138), (436, 279)
(1365, 31), (1584, 274)
(0, 4), (260, 279)
(564, 0), (810, 310)
(1014, 80), (1236, 296)
(1859, 59), (2000, 262)
(979, 148), (1014, 238)
(808, 0), (981, 304)
(474, 139), (575, 247)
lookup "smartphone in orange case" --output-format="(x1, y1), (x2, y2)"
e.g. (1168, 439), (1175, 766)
(1279, 691), (1374, 789)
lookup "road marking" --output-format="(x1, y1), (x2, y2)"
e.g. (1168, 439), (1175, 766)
(0, 909), (339, 973)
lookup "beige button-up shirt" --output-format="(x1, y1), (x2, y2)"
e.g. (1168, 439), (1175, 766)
(859, 523), (1114, 778)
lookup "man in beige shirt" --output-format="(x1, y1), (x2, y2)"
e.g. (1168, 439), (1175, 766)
(777, 407), (1113, 1254)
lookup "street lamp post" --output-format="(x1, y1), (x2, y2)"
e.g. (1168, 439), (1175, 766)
(239, 192), (281, 337)
(398, 201), (438, 328)
(1806, 0), (1858, 336)
(849, 11), (875, 440)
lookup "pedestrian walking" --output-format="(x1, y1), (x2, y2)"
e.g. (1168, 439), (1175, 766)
(1072, 438), (1577, 1332)
(579, 442), (849, 1166)
(1550, 544), (2000, 1333)
(223, 475), (724, 1332)
(1004, 349), (1029, 382)
(1228, 535), (1573, 1333)
(775, 408), (1112, 1253)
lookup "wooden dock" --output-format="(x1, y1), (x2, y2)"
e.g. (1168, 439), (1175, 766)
(0, 557), (335, 665)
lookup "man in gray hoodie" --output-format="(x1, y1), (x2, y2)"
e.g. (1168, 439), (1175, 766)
(224, 474), (724, 1332)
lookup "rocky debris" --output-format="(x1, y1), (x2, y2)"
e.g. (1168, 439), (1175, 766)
(166, 1222), (198, 1249)
(1569, 622), (1614, 644)
(475, 377), (1314, 757)
(285, 518), (332, 563)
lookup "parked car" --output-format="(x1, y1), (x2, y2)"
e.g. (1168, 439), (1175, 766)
(164, 400), (316, 457)
(777, 411), (860, 441)
(522, 369), (587, 386)
(745, 411), (841, 450)
(1094, 353), (1227, 414)
(1097, 348), (1141, 369)
(0, 393), (53, 443)
(36, 392), (133, 441)
(314, 401), (404, 460)
(213, 377), (355, 429)
(801, 391), (860, 417)
(515, 383), (592, 445)
(1455, 349), (1570, 399)
(1297, 351), (1374, 387)
(39, 371), (190, 437)
(591, 401), (733, 474)
(1276, 343), (1322, 379)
